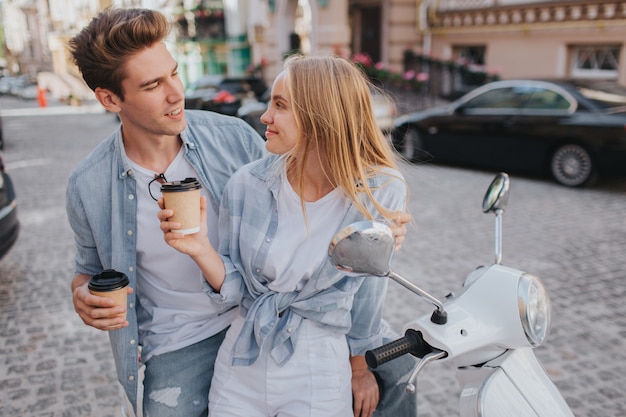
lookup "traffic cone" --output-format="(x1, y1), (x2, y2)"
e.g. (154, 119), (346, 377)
(37, 86), (47, 108)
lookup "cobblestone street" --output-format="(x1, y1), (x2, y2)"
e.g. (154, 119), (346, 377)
(1, 99), (625, 416)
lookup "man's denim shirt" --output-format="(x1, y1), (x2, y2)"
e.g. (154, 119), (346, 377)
(205, 155), (408, 367)
(65, 110), (267, 413)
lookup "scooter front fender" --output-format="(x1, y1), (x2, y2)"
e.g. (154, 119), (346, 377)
(457, 348), (573, 417)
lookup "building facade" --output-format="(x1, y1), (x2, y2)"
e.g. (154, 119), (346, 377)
(3, 0), (626, 98)
(419, 0), (626, 85)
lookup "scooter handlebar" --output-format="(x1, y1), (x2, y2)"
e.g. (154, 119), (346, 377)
(365, 329), (435, 368)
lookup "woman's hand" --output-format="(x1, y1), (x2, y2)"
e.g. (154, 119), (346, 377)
(157, 196), (211, 257)
(158, 196), (226, 291)
(351, 356), (379, 417)
(390, 211), (412, 251)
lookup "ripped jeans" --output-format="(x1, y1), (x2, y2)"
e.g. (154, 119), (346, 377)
(142, 328), (227, 417)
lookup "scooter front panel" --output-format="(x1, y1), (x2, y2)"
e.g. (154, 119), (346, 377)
(459, 366), (539, 417)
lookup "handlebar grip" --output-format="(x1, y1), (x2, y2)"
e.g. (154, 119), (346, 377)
(365, 329), (432, 369)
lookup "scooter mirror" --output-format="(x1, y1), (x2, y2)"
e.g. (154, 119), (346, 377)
(330, 220), (448, 322)
(482, 172), (510, 213)
(328, 221), (395, 276)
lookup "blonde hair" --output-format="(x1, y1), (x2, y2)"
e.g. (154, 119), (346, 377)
(282, 54), (405, 221)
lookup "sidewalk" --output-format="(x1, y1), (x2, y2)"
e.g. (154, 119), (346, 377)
(0, 96), (105, 117)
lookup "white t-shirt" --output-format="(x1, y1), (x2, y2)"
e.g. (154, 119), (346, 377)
(128, 147), (236, 361)
(263, 168), (347, 292)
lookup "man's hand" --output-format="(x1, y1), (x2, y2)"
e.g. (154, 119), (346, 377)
(72, 273), (131, 331)
(351, 355), (379, 417)
(389, 211), (412, 251)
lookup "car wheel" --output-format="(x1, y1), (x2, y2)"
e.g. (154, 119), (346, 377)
(550, 144), (594, 187)
(392, 126), (425, 162)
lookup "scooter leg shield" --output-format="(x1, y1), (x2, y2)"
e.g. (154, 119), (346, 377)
(457, 348), (573, 417)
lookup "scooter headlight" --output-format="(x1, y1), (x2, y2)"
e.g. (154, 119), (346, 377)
(518, 273), (552, 346)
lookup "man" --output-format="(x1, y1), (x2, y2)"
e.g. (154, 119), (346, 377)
(67, 7), (415, 417)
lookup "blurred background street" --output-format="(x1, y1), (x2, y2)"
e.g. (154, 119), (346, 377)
(1, 96), (625, 416)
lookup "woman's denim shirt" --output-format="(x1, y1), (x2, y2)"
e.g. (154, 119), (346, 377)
(65, 110), (267, 412)
(205, 155), (408, 367)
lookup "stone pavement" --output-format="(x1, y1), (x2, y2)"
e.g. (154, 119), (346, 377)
(0, 108), (127, 417)
(1, 98), (625, 416)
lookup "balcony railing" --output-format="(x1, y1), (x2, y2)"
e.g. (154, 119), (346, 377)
(429, 0), (626, 29)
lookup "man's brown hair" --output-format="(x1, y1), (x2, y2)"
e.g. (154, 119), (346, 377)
(68, 8), (170, 99)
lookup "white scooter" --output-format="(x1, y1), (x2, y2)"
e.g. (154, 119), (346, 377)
(328, 173), (574, 417)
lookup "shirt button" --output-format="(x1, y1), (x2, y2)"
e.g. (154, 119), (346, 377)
(127, 230), (133, 236)
(128, 266), (134, 272)
(255, 268), (260, 273)
(287, 328), (293, 333)
(129, 303), (134, 309)
(128, 375), (135, 381)
(128, 194), (135, 200)
(265, 238), (271, 242)
(130, 339), (136, 345)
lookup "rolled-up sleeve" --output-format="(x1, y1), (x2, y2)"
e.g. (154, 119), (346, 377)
(346, 170), (407, 355)
(202, 254), (245, 306)
(66, 173), (102, 276)
(346, 276), (389, 355)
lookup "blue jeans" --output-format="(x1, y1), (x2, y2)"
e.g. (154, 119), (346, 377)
(142, 328), (227, 417)
(371, 337), (419, 417)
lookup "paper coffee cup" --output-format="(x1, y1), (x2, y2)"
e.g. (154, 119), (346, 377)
(161, 177), (202, 234)
(88, 269), (130, 320)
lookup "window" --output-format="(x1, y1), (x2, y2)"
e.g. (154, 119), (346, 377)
(464, 87), (527, 109)
(463, 85), (573, 112)
(573, 79), (626, 111)
(570, 45), (620, 79)
(524, 89), (571, 110)
(453, 45), (486, 66)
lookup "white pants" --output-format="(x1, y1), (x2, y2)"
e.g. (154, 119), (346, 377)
(209, 316), (352, 417)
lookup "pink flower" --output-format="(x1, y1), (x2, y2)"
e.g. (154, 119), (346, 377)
(403, 70), (416, 80)
(352, 53), (373, 67)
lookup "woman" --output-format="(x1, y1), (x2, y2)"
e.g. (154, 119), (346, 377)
(159, 55), (409, 417)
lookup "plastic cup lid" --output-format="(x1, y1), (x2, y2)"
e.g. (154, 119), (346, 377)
(161, 177), (202, 192)
(88, 269), (130, 292)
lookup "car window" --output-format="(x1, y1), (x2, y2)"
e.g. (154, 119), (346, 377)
(463, 85), (573, 113)
(463, 87), (528, 110)
(574, 81), (626, 112)
(219, 79), (268, 98)
(218, 80), (247, 94)
(188, 75), (223, 91)
(523, 88), (571, 110)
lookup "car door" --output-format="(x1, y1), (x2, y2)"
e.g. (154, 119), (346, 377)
(501, 86), (576, 172)
(423, 85), (530, 168)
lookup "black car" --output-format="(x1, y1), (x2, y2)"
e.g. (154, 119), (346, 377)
(392, 79), (626, 186)
(185, 75), (268, 117)
(0, 152), (19, 259)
